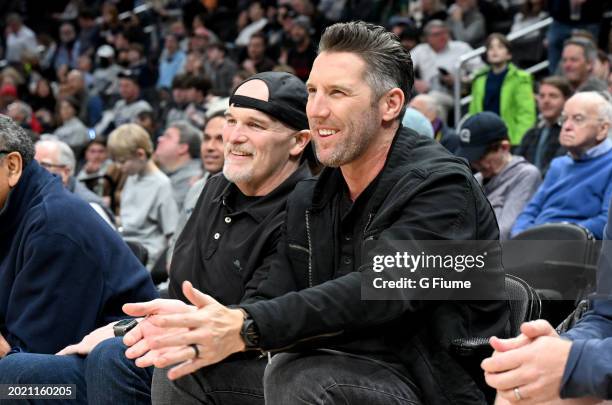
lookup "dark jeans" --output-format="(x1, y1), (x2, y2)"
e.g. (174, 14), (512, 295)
(0, 337), (152, 405)
(152, 350), (421, 405)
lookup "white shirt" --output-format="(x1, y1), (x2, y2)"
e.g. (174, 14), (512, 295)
(6, 25), (38, 63)
(410, 40), (484, 94)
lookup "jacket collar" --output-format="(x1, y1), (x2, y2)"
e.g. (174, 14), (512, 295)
(0, 160), (60, 235)
(212, 163), (312, 222)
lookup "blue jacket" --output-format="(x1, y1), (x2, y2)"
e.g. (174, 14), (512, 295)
(512, 143), (612, 239)
(561, 206), (612, 399)
(0, 161), (158, 354)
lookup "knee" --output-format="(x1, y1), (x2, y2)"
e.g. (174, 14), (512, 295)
(87, 337), (128, 369)
(0, 353), (76, 384)
(264, 353), (331, 403)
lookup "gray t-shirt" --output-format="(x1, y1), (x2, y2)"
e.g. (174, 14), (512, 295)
(120, 169), (179, 268)
(476, 155), (542, 240)
(167, 159), (203, 211)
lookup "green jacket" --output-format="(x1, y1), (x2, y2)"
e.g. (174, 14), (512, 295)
(469, 63), (536, 145)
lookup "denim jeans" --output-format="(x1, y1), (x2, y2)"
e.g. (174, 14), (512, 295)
(0, 337), (152, 405)
(152, 350), (421, 405)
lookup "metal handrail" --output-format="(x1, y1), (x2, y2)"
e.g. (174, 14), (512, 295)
(453, 16), (553, 124)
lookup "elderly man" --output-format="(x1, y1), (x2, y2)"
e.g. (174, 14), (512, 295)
(65, 69), (104, 126)
(0, 72), (312, 405)
(512, 92), (612, 239)
(154, 121), (203, 210)
(409, 93), (460, 152)
(128, 21), (507, 405)
(483, 203), (612, 404)
(0, 115), (157, 363)
(561, 37), (608, 92)
(35, 137), (114, 226)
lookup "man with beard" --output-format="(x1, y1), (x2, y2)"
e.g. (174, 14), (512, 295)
(129, 21), (507, 405)
(286, 16), (317, 82)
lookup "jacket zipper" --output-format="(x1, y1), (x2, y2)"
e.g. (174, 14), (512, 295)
(305, 209), (313, 288)
(363, 213), (375, 240)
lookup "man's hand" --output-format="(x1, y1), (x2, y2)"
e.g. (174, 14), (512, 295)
(141, 281), (246, 380)
(57, 321), (120, 356)
(0, 333), (11, 358)
(482, 321), (569, 404)
(122, 298), (196, 364)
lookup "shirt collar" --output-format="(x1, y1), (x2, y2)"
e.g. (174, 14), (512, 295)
(571, 138), (612, 161)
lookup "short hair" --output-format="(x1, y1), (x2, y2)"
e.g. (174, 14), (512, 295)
(185, 75), (211, 95)
(9, 101), (32, 121)
(249, 32), (267, 46)
(172, 73), (190, 89)
(539, 76), (573, 99)
(485, 33), (512, 55)
(318, 21), (414, 119)
(423, 19), (449, 36)
(37, 138), (76, 175)
(169, 120), (202, 159)
(107, 123), (153, 160)
(563, 37), (597, 63)
(137, 110), (155, 122)
(0, 115), (35, 166)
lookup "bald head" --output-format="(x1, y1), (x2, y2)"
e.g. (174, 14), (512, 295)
(409, 94), (439, 122)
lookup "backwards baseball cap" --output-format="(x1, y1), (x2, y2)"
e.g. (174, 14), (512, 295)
(117, 69), (139, 84)
(456, 112), (509, 162)
(229, 71), (308, 131)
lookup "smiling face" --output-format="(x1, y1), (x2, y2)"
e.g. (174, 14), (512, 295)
(562, 44), (592, 87)
(222, 79), (308, 195)
(306, 51), (382, 168)
(202, 116), (225, 173)
(537, 83), (566, 123)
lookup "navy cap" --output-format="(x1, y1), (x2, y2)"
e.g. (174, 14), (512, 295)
(456, 112), (509, 162)
(229, 71), (308, 131)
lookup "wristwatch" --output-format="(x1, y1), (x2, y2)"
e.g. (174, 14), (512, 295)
(113, 319), (139, 337)
(240, 311), (260, 349)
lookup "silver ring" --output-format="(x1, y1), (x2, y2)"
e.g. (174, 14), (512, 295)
(513, 387), (523, 401)
(190, 343), (200, 359)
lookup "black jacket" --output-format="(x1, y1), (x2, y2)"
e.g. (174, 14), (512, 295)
(241, 127), (509, 404)
(517, 123), (565, 175)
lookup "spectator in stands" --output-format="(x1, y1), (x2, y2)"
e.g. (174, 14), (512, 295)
(92, 45), (121, 101)
(127, 21), (507, 405)
(562, 37), (608, 92)
(76, 7), (101, 56)
(107, 124), (179, 268)
(65, 69), (103, 127)
(547, 0), (608, 75)
(0, 115), (157, 359)
(204, 42), (238, 97)
(447, 0), (486, 48)
(512, 91), (612, 239)
(510, 0), (548, 37)
(135, 110), (162, 143)
(409, 93), (460, 152)
(418, 0), (448, 29)
(242, 32), (277, 75)
(469, 33), (536, 146)
(53, 97), (90, 159)
(183, 75), (211, 128)
(154, 121), (203, 210)
(54, 22), (81, 71)
(1, 72), (311, 405)
(6, 101), (37, 141)
(76, 139), (114, 201)
(4, 13), (37, 64)
(482, 203), (612, 404)
(183, 50), (206, 77)
(164, 74), (190, 127)
(157, 34), (186, 90)
(127, 43), (156, 89)
(35, 138), (114, 226)
(457, 112), (541, 239)
(286, 16), (317, 82)
(95, 70), (153, 136)
(235, 0), (269, 47)
(188, 27), (212, 55)
(410, 20), (483, 119)
(517, 75), (572, 174)
(594, 50), (611, 82)
(166, 110), (227, 268)
(28, 78), (56, 115)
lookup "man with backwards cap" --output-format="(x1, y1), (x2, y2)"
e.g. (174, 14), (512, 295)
(456, 112), (541, 240)
(0, 71), (312, 405)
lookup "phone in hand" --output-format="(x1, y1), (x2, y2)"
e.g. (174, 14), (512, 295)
(437, 67), (450, 76)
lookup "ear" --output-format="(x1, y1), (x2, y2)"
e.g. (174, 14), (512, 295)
(380, 88), (405, 122)
(596, 121), (610, 142)
(289, 129), (311, 158)
(135, 148), (147, 160)
(177, 142), (189, 156)
(6, 152), (23, 187)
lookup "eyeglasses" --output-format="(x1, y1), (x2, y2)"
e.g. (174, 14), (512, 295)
(39, 161), (67, 170)
(558, 114), (604, 127)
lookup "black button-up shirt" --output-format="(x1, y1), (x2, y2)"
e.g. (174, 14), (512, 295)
(169, 165), (311, 305)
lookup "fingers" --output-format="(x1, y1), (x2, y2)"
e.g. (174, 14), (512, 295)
(56, 344), (79, 356)
(481, 347), (525, 374)
(167, 358), (210, 381)
(489, 334), (531, 353)
(123, 322), (145, 347)
(123, 301), (158, 317)
(125, 335), (154, 359)
(148, 312), (206, 329)
(484, 366), (536, 392)
(520, 320), (558, 339)
(153, 345), (201, 369)
(148, 329), (205, 351)
(182, 281), (216, 308)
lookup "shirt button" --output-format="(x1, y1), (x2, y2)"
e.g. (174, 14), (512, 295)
(343, 256), (352, 265)
(214, 232), (220, 240)
(225, 217), (232, 224)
